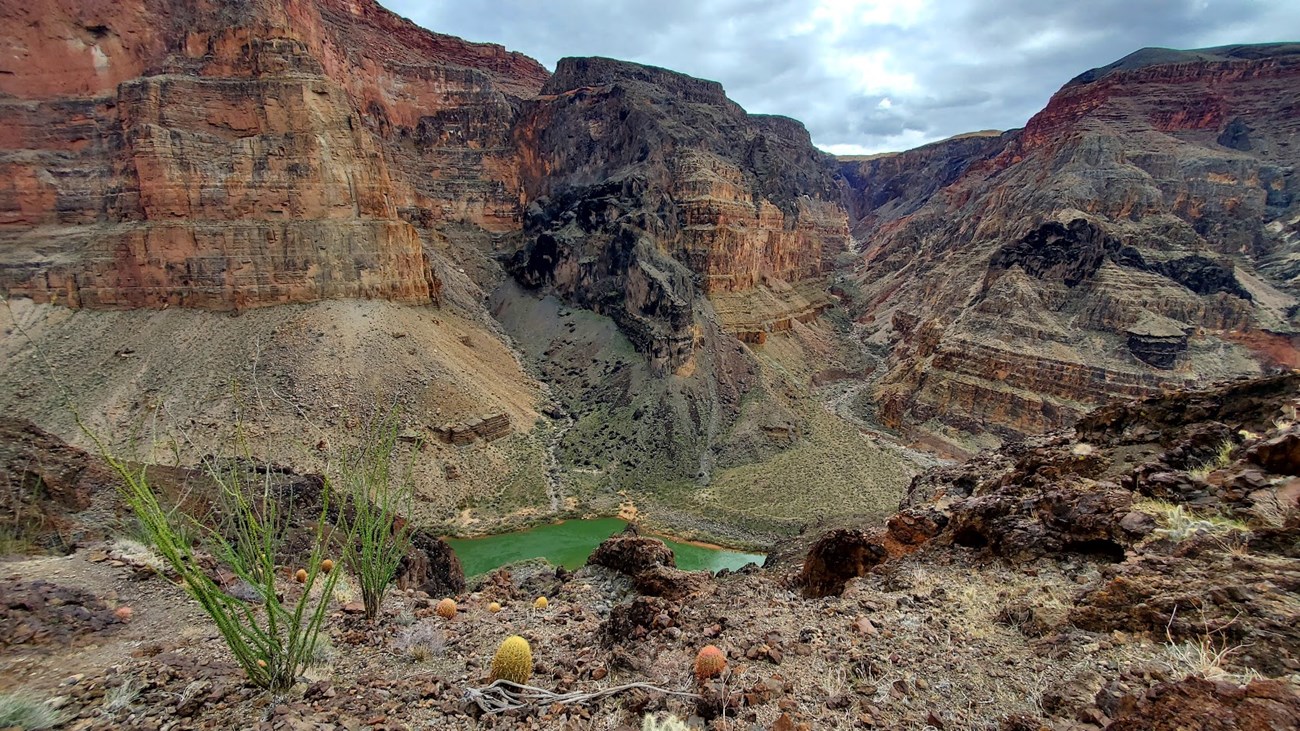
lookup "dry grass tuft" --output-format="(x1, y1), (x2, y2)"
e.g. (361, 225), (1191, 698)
(395, 622), (446, 662)
(1133, 499), (1250, 541)
(0, 693), (65, 730)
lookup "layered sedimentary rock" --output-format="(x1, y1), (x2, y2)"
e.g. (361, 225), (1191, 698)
(7, 1), (1300, 503)
(510, 57), (849, 371)
(0, 0), (547, 310)
(848, 44), (1300, 451)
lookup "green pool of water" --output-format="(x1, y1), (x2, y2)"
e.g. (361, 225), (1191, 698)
(445, 518), (765, 578)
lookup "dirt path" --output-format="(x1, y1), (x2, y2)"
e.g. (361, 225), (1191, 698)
(817, 325), (951, 471)
(539, 385), (572, 514)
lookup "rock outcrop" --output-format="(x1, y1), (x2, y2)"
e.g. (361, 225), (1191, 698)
(0, 418), (116, 552)
(587, 531), (677, 575)
(396, 529), (466, 600)
(1104, 677), (1300, 731)
(831, 374), (1300, 666)
(510, 57), (849, 372)
(847, 44), (1300, 452)
(0, 0), (548, 310)
(796, 528), (888, 598)
(5, 4), (1300, 533)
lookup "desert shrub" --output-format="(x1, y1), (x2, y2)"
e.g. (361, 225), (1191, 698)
(101, 678), (140, 713)
(1135, 499), (1250, 542)
(109, 450), (339, 691)
(0, 525), (36, 556)
(395, 621), (446, 662)
(6, 301), (339, 690)
(1188, 438), (1236, 480)
(333, 408), (415, 621)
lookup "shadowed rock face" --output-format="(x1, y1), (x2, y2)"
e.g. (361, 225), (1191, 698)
(510, 57), (849, 372)
(988, 219), (1120, 287)
(797, 528), (888, 598)
(847, 45), (1300, 452)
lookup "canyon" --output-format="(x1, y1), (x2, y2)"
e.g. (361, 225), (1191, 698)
(3, 3), (1300, 729)
(1, 0), (1298, 534)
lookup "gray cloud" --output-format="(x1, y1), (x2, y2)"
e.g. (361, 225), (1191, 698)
(383, 0), (1299, 154)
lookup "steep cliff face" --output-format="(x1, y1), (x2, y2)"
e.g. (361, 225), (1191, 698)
(0, 0), (561, 534)
(0, 1), (907, 532)
(837, 130), (1011, 240)
(847, 44), (1300, 453)
(0, 0), (547, 310)
(509, 57), (849, 372)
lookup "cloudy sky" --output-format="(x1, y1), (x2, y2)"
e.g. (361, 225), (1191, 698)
(382, 1), (1298, 155)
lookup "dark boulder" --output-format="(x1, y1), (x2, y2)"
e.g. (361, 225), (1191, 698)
(632, 564), (711, 600)
(397, 529), (465, 599)
(797, 529), (888, 598)
(587, 532), (676, 574)
(1243, 429), (1300, 476)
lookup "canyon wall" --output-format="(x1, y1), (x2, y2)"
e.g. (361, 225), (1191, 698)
(0, 0), (881, 516)
(846, 44), (1300, 453)
(0, 0), (547, 310)
(3, 1), (1298, 483)
(495, 57), (864, 491)
(510, 57), (850, 373)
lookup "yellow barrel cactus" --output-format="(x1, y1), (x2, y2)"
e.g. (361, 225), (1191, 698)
(490, 635), (533, 685)
(436, 598), (457, 619)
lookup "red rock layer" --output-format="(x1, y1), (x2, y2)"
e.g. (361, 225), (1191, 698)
(0, 0), (548, 309)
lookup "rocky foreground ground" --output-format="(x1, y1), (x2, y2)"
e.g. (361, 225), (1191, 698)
(3, 374), (1299, 730)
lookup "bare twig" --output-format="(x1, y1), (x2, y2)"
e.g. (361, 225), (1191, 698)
(462, 680), (699, 715)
